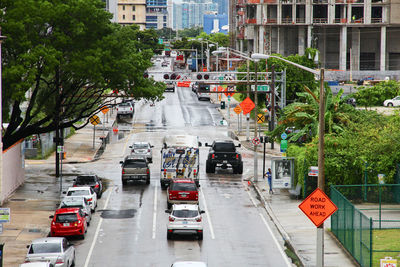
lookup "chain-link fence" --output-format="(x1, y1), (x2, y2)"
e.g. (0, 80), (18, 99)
(331, 184), (400, 267)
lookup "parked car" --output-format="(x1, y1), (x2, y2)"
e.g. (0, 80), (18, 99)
(205, 140), (243, 174)
(49, 208), (87, 239)
(59, 196), (92, 226)
(120, 155), (150, 185)
(24, 237), (75, 267)
(65, 187), (97, 212)
(167, 179), (199, 209)
(383, 96), (400, 107)
(129, 142), (153, 163)
(171, 262), (207, 267)
(20, 263), (54, 267)
(166, 204), (205, 240)
(73, 174), (103, 198)
(196, 84), (211, 101)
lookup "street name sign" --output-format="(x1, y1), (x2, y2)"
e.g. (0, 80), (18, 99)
(251, 85), (270, 92)
(299, 188), (338, 227)
(239, 97), (255, 115)
(233, 105), (242, 114)
(89, 115), (100, 126)
(257, 113), (265, 123)
(280, 139), (287, 152)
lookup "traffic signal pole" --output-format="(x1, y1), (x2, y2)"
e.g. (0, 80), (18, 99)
(253, 61), (259, 182)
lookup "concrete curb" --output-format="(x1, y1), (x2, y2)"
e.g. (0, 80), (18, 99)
(252, 183), (305, 267)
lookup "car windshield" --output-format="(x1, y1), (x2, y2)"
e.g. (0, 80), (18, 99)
(133, 144), (149, 149)
(67, 190), (89, 196)
(172, 209), (199, 218)
(214, 142), (235, 152)
(76, 176), (96, 184)
(60, 203), (83, 210)
(29, 243), (61, 254)
(170, 182), (197, 191)
(124, 160), (146, 168)
(56, 213), (78, 223)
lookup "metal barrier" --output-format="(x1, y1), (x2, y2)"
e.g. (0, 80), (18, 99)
(331, 185), (400, 267)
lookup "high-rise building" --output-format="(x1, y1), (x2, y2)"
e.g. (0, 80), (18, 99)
(103, 0), (119, 22)
(204, 14), (228, 34)
(172, 1), (218, 30)
(233, 0), (400, 72)
(146, 0), (169, 29)
(117, 0), (146, 30)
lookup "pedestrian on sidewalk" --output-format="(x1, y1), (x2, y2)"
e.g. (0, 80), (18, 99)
(264, 168), (273, 194)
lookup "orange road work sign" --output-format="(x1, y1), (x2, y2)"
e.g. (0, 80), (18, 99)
(298, 188), (338, 227)
(233, 105), (242, 114)
(239, 97), (255, 115)
(100, 106), (109, 114)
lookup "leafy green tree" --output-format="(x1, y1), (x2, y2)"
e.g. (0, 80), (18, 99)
(352, 81), (400, 108)
(1, 0), (164, 150)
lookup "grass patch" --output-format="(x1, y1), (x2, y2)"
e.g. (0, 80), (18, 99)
(373, 229), (400, 266)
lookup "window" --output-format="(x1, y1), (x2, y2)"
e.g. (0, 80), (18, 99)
(123, 5), (125, 10)
(123, 14), (125, 20)
(163, 15), (167, 22)
(133, 15), (136, 21)
(133, 6), (136, 11)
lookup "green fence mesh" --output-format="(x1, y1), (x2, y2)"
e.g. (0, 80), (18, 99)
(331, 185), (400, 267)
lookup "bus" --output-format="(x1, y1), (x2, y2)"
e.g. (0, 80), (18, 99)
(160, 135), (201, 189)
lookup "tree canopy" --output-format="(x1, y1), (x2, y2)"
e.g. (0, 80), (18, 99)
(1, 0), (164, 150)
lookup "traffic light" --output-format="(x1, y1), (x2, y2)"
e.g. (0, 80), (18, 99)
(220, 101), (226, 109)
(196, 74), (209, 80)
(163, 74), (170, 79)
(170, 73), (177, 80)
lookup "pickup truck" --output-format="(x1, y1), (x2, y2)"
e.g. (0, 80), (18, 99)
(205, 140), (243, 174)
(120, 156), (150, 185)
(117, 102), (134, 118)
(165, 81), (175, 92)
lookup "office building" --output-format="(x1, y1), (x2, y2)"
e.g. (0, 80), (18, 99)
(172, 1), (218, 30)
(204, 14), (229, 34)
(146, 0), (169, 29)
(117, 0), (146, 30)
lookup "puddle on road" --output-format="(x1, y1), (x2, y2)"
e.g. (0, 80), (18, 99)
(100, 209), (136, 219)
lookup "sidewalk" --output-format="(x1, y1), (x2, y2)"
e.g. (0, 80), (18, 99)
(1, 114), (117, 267)
(216, 93), (357, 267)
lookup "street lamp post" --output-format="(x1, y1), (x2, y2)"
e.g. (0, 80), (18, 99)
(252, 53), (325, 267)
(253, 60), (259, 182)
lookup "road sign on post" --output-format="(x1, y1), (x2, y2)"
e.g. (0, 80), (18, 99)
(280, 140), (288, 152)
(299, 188), (338, 227)
(239, 97), (255, 115)
(257, 113), (265, 124)
(233, 105), (242, 114)
(89, 115), (100, 125)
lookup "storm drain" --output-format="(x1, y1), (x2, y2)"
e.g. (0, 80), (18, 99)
(10, 198), (26, 201)
(100, 209), (136, 219)
(28, 229), (41, 233)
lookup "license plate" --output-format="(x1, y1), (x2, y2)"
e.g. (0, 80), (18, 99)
(63, 223), (70, 226)
(223, 160), (228, 164)
(183, 221), (188, 224)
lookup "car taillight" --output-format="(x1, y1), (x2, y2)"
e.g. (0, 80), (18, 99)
(130, 107), (133, 111)
(73, 184), (77, 187)
(116, 108), (119, 111)
(193, 169), (197, 177)
(87, 198), (92, 202)
(212, 154), (215, 159)
(55, 257), (64, 264)
(196, 217), (202, 222)
(236, 154), (239, 159)
(146, 168), (150, 175)
(95, 184), (99, 188)
(196, 192), (198, 200)
(122, 169), (125, 174)
(169, 216), (175, 222)
(148, 149), (151, 152)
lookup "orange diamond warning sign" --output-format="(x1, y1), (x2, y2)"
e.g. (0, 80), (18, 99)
(299, 188), (338, 227)
(240, 97), (255, 115)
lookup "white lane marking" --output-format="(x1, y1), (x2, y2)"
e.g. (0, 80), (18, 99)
(123, 132), (131, 153)
(83, 188), (112, 267)
(152, 183), (158, 239)
(199, 187), (215, 239)
(259, 213), (292, 267)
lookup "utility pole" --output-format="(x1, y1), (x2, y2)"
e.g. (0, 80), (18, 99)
(55, 67), (61, 178)
(246, 58), (250, 141)
(254, 60), (259, 182)
(271, 65), (275, 149)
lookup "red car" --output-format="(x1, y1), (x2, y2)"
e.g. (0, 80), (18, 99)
(167, 179), (199, 209)
(50, 207), (87, 239)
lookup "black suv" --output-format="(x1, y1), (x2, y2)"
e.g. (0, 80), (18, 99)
(205, 140), (243, 174)
(73, 175), (103, 198)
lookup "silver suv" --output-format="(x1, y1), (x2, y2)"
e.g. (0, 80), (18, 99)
(129, 142), (153, 163)
(166, 204), (205, 240)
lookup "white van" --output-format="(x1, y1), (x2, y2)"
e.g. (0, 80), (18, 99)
(160, 135), (201, 189)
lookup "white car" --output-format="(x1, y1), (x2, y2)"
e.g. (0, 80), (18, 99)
(59, 196), (92, 225)
(65, 187), (97, 211)
(24, 237), (75, 267)
(166, 204), (204, 240)
(129, 142), (153, 163)
(171, 262), (207, 267)
(20, 263), (54, 267)
(383, 96), (400, 107)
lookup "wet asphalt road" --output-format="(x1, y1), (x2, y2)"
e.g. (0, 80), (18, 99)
(36, 60), (292, 266)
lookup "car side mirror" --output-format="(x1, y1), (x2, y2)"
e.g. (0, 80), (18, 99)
(26, 245), (30, 249)
(62, 191), (66, 194)
(129, 146), (132, 148)
(198, 142), (202, 147)
(165, 209), (171, 214)
(73, 179), (76, 181)
(49, 215), (54, 219)
(205, 143), (209, 147)
(200, 210), (205, 214)
(236, 144), (241, 148)
(151, 145), (154, 148)
(119, 161), (123, 164)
